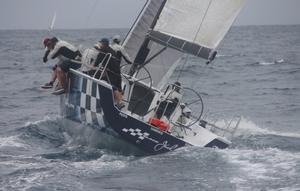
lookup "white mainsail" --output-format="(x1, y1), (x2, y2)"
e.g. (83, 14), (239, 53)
(123, 0), (246, 88)
(49, 12), (57, 32)
(151, 0), (246, 56)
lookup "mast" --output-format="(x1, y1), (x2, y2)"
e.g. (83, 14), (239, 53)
(128, 0), (167, 76)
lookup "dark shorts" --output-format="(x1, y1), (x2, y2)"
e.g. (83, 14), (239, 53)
(59, 60), (81, 72)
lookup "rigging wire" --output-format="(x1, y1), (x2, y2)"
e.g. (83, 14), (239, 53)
(84, 0), (99, 28)
(176, 0), (213, 82)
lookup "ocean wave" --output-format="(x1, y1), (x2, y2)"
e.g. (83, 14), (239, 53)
(22, 86), (42, 93)
(0, 135), (28, 149)
(153, 145), (300, 190)
(272, 87), (299, 92)
(221, 147), (300, 190)
(226, 118), (300, 152)
(70, 153), (133, 171)
(20, 117), (67, 148)
(284, 67), (300, 74)
(253, 87), (300, 92)
(199, 116), (300, 151)
(234, 118), (300, 138)
(249, 59), (286, 66)
(40, 146), (105, 162)
(20, 117), (145, 157)
(0, 166), (50, 191)
(0, 102), (20, 109)
(0, 66), (16, 70)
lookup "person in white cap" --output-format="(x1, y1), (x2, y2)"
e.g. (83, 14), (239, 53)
(110, 35), (132, 65)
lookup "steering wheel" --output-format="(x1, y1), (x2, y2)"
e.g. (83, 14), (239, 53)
(120, 64), (153, 114)
(163, 85), (204, 128)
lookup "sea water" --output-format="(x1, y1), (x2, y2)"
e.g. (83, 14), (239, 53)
(0, 26), (299, 191)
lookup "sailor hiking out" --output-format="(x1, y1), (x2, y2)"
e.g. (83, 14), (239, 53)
(41, 37), (82, 95)
(41, 37), (59, 89)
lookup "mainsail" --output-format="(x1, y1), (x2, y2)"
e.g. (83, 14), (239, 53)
(49, 12), (57, 32)
(123, 0), (246, 89)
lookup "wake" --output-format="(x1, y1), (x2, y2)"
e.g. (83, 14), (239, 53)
(234, 117), (300, 139)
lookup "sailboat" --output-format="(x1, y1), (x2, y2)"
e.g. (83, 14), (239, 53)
(60, 0), (246, 154)
(48, 12), (56, 32)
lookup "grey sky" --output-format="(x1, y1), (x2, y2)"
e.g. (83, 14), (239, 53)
(0, 0), (299, 30)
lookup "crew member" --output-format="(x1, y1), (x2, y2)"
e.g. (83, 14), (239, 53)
(110, 35), (132, 65)
(41, 37), (58, 89)
(95, 38), (123, 107)
(47, 38), (82, 95)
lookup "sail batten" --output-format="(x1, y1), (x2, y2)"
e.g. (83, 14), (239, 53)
(148, 30), (216, 60)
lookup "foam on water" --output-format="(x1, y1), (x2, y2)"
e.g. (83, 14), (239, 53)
(71, 154), (133, 172)
(220, 147), (300, 190)
(235, 117), (300, 138)
(257, 61), (277, 66)
(0, 136), (27, 149)
(24, 116), (56, 127)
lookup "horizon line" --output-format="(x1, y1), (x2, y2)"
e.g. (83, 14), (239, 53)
(0, 24), (300, 31)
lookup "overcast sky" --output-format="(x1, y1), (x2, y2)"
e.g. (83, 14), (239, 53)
(0, 0), (300, 30)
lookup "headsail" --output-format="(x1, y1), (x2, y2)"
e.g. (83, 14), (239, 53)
(123, 0), (246, 88)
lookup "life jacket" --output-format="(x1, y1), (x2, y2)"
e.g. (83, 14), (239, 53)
(148, 117), (170, 131)
(80, 48), (99, 72)
(50, 40), (80, 61)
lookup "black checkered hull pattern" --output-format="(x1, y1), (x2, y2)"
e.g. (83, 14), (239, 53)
(63, 72), (105, 127)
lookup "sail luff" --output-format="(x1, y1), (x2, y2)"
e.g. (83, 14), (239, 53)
(122, 1), (150, 47)
(122, 0), (166, 66)
(122, 0), (168, 77)
(128, 0), (167, 75)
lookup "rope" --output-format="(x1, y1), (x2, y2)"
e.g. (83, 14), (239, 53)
(176, 0), (213, 82)
(84, 0), (99, 28)
(194, 0), (213, 42)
